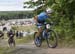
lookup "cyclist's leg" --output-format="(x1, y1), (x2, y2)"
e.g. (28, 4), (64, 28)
(8, 38), (12, 47)
(13, 39), (15, 47)
(36, 23), (43, 37)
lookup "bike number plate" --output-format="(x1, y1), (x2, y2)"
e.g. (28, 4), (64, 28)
(46, 24), (50, 29)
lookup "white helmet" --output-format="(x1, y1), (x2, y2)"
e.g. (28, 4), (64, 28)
(46, 8), (53, 14)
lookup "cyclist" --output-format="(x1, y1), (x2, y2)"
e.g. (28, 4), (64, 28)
(34, 8), (53, 39)
(7, 29), (15, 47)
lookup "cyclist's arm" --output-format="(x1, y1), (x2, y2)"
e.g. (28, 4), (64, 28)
(34, 16), (38, 24)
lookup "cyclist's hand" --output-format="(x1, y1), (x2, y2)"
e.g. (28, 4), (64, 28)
(44, 22), (47, 24)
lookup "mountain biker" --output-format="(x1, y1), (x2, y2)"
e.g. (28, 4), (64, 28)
(34, 8), (53, 39)
(7, 29), (15, 47)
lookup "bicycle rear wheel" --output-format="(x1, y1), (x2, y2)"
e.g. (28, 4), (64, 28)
(46, 30), (58, 48)
(34, 32), (42, 47)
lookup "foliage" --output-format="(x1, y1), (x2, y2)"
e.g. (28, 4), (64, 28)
(49, 0), (75, 42)
(24, 0), (75, 43)
(0, 11), (34, 20)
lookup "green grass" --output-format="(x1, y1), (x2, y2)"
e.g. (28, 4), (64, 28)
(0, 47), (15, 54)
(12, 24), (37, 31)
(15, 34), (34, 44)
(3, 33), (34, 44)
(12, 25), (36, 44)
(0, 25), (36, 54)
(0, 34), (34, 54)
(58, 39), (75, 48)
(0, 47), (6, 54)
(1, 25), (36, 45)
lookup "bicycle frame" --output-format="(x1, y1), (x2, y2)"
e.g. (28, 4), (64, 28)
(40, 23), (52, 39)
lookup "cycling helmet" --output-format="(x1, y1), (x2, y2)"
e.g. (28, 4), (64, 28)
(46, 8), (53, 14)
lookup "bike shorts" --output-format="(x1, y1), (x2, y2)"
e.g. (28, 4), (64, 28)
(36, 23), (43, 28)
(36, 19), (45, 28)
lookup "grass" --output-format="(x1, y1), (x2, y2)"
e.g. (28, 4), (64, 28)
(0, 47), (15, 54)
(0, 25), (36, 54)
(0, 47), (7, 54)
(58, 39), (75, 48)
(11, 25), (36, 44)
(0, 34), (34, 54)
(15, 34), (34, 44)
(2, 25), (37, 44)
(12, 24), (37, 31)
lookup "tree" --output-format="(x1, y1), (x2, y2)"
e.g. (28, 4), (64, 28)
(24, 0), (75, 41)
(24, 0), (46, 15)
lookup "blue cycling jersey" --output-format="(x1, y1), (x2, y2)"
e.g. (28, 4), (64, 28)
(38, 12), (49, 22)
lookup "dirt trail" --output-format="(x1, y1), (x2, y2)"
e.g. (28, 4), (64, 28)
(0, 38), (8, 46)
(0, 39), (75, 54)
(6, 41), (75, 54)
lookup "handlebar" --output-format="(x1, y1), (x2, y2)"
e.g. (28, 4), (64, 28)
(44, 22), (54, 25)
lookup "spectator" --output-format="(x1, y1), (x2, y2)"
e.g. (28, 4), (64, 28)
(20, 31), (23, 38)
(16, 30), (19, 38)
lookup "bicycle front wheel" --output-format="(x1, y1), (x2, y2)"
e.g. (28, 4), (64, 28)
(34, 32), (42, 47)
(46, 30), (58, 48)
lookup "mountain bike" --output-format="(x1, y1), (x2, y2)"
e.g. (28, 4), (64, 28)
(8, 34), (15, 47)
(34, 22), (58, 48)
